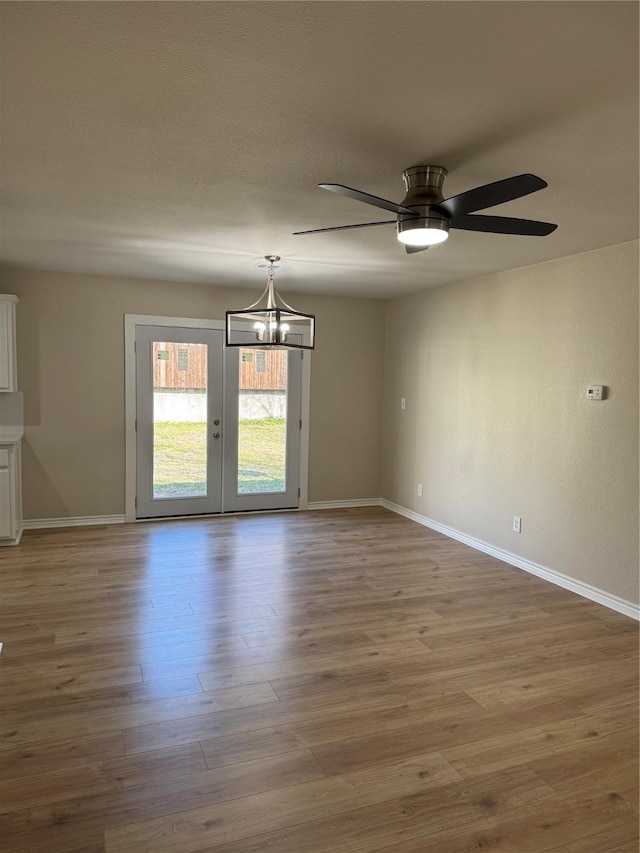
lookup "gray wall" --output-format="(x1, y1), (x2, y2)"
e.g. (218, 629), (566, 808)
(0, 266), (386, 517)
(382, 241), (639, 604)
(2, 241), (638, 607)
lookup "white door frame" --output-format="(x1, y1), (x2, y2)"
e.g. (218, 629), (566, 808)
(124, 313), (311, 523)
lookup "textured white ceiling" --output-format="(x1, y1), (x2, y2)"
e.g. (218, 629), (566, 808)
(1, 2), (638, 297)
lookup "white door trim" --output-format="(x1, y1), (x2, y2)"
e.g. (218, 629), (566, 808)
(124, 313), (311, 523)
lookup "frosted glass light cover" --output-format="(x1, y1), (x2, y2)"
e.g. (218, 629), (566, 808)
(397, 227), (449, 246)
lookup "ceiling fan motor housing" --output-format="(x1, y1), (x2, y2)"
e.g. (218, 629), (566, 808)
(396, 165), (450, 242)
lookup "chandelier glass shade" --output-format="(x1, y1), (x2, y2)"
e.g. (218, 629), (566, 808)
(226, 257), (315, 350)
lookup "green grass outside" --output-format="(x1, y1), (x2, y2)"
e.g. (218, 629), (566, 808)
(153, 418), (286, 497)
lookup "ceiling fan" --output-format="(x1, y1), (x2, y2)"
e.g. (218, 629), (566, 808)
(293, 166), (557, 254)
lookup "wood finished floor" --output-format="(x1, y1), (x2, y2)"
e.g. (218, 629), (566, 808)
(0, 507), (637, 853)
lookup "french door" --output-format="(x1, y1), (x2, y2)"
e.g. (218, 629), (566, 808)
(223, 340), (302, 512)
(134, 324), (301, 518)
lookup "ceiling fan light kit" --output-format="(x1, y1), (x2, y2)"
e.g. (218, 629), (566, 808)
(397, 216), (449, 246)
(396, 165), (449, 247)
(226, 256), (315, 350)
(294, 165), (557, 254)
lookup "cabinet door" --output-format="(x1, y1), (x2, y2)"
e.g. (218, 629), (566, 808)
(0, 298), (18, 392)
(0, 466), (15, 539)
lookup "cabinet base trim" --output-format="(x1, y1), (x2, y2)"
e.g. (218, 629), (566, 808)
(0, 527), (23, 546)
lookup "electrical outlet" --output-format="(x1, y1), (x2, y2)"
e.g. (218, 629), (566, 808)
(417, 484), (423, 497)
(401, 398), (406, 410)
(513, 516), (521, 533)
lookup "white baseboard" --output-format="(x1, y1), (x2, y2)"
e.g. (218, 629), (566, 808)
(307, 498), (382, 511)
(381, 499), (640, 622)
(23, 503), (380, 529)
(23, 514), (126, 530)
(19, 502), (638, 621)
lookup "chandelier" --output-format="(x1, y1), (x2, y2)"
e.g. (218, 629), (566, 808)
(226, 256), (315, 350)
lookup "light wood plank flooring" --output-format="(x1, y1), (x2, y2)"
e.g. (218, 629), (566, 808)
(0, 507), (637, 852)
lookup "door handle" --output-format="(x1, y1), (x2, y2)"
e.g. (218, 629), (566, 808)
(213, 432), (221, 439)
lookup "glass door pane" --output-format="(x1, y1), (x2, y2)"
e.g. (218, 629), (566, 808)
(223, 345), (302, 512)
(135, 326), (223, 519)
(237, 348), (288, 494)
(153, 341), (208, 499)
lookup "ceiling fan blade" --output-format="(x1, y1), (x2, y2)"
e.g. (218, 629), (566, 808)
(405, 244), (429, 254)
(292, 220), (395, 236)
(432, 174), (548, 218)
(450, 213), (557, 236)
(319, 183), (418, 216)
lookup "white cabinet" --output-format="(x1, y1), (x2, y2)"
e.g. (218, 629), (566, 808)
(0, 296), (23, 543)
(0, 295), (19, 392)
(0, 441), (22, 544)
